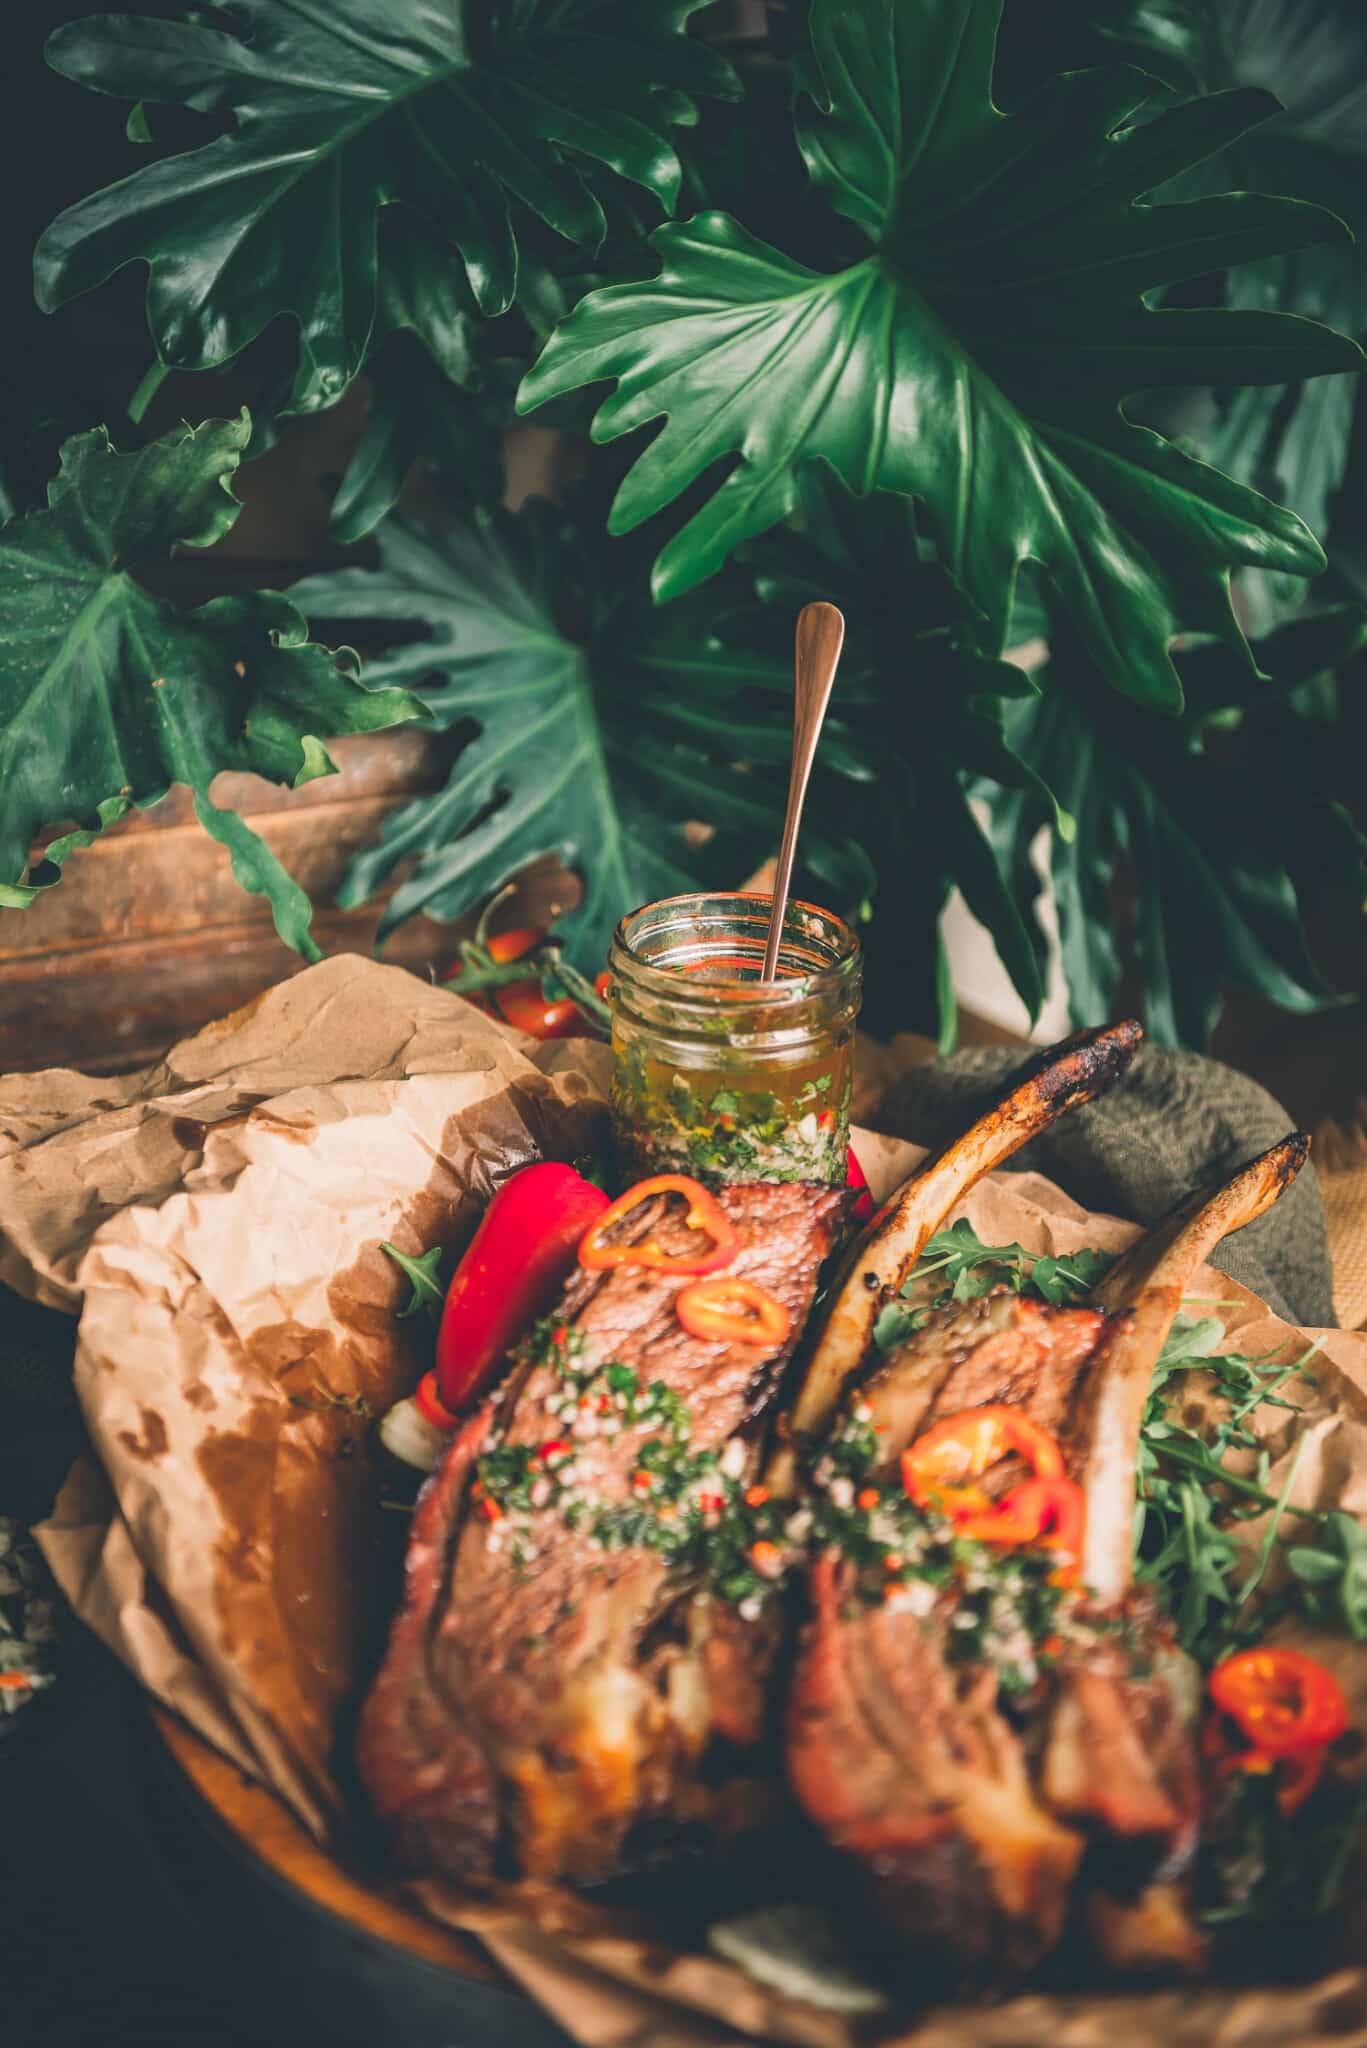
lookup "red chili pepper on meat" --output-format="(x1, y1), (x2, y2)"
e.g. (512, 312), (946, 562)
(578, 1174), (736, 1276)
(902, 1406), (1083, 1580)
(956, 1475), (1087, 1585)
(431, 1162), (610, 1417)
(901, 1405), (1066, 1519)
(675, 1275), (790, 1346)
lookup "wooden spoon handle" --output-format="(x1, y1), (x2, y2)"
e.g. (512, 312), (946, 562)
(762, 602), (846, 982)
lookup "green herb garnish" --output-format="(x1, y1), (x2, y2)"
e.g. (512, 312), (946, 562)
(380, 1242), (446, 1327)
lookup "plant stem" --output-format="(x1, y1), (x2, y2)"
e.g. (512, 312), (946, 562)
(548, 953), (611, 1034)
(127, 360), (170, 425)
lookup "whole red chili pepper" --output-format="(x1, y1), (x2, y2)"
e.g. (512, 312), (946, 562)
(846, 1145), (875, 1225)
(432, 1162), (610, 1414)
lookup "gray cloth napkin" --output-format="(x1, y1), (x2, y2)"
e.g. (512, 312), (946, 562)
(880, 1040), (1334, 1329)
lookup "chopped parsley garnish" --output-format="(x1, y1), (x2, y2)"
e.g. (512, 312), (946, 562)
(610, 1040), (850, 1185)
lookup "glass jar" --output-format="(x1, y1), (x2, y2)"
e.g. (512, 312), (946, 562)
(607, 892), (862, 1185)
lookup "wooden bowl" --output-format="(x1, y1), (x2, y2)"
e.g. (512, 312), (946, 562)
(148, 1707), (570, 2047)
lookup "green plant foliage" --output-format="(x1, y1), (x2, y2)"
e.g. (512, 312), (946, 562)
(0, 414), (424, 955)
(16, 0), (1367, 1045)
(519, 0), (1362, 708)
(36, 1), (737, 412)
(727, 470), (1065, 1037)
(291, 505), (875, 969)
(986, 607), (1367, 1043)
(1104, 0), (1367, 623)
(326, 213), (502, 543)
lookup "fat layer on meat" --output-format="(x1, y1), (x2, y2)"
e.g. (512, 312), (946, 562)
(786, 1135), (1307, 1981)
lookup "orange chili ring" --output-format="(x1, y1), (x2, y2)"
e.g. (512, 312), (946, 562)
(901, 1404), (1066, 1520)
(578, 1174), (736, 1276)
(1208, 1647), (1349, 1758)
(676, 1275), (791, 1346)
(957, 1475), (1086, 1585)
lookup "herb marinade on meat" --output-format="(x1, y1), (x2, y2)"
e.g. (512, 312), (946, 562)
(357, 1179), (844, 1884)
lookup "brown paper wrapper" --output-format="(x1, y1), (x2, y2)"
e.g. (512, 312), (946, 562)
(2, 958), (1362, 2046)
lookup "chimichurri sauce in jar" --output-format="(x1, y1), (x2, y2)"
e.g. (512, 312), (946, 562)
(607, 894), (861, 1185)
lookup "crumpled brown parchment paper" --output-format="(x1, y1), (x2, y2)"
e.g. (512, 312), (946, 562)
(1, 958), (1363, 2047)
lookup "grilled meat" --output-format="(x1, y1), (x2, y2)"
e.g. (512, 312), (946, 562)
(785, 1136), (1308, 1978)
(357, 1179), (844, 1884)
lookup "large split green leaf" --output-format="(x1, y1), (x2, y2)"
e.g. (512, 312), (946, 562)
(291, 506), (873, 970)
(519, 0), (1364, 707)
(986, 608), (1367, 1045)
(1103, 0), (1367, 624)
(0, 414), (424, 955)
(36, 1), (737, 413)
(729, 469), (1065, 1040)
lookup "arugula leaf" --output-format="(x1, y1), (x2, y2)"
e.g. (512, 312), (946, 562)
(1134, 1313), (1323, 1659)
(291, 502), (870, 970)
(1203, 1770), (1367, 1924)
(37, 0), (737, 411)
(519, 0), (1363, 706)
(0, 413), (424, 953)
(1287, 1511), (1367, 1638)
(381, 1243), (446, 1327)
(915, 1218), (1114, 1306)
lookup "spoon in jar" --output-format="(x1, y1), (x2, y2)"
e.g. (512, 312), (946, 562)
(761, 601), (846, 982)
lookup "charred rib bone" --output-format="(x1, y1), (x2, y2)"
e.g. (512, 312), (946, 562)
(769, 1020), (1142, 1495)
(786, 1134), (1309, 1979)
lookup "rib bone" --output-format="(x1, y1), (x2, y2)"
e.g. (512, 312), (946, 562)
(1074, 1132), (1310, 1602)
(785, 1129), (1310, 1981)
(768, 1020), (1142, 1493)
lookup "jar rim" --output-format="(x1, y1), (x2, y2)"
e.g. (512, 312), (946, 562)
(609, 891), (860, 1009)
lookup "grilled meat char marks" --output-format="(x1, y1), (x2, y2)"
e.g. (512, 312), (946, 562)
(787, 1288), (1203, 1971)
(358, 1180), (844, 1885)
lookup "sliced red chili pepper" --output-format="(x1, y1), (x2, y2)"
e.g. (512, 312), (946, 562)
(1208, 1647), (1349, 1758)
(901, 1404), (1066, 1520)
(1202, 1712), (1330, 1816)
(579, 1174), (736, 1276)
(957, 1475), (1087, 1585)
(676, 1274), (790, 1346)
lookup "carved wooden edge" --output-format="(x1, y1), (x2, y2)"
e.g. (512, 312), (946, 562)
(149, 1706), (497, 1985)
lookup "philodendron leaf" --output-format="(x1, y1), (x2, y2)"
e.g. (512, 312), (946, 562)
(292, 504), (876, 971)
(327, 212), (505, 544)
(37, 1), (737, 413)
(989, 607), (1367, 1045)
(519, 0), (1365, 708)
(0, 414), (425, 954)
(1107, 0), (1367, 625)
